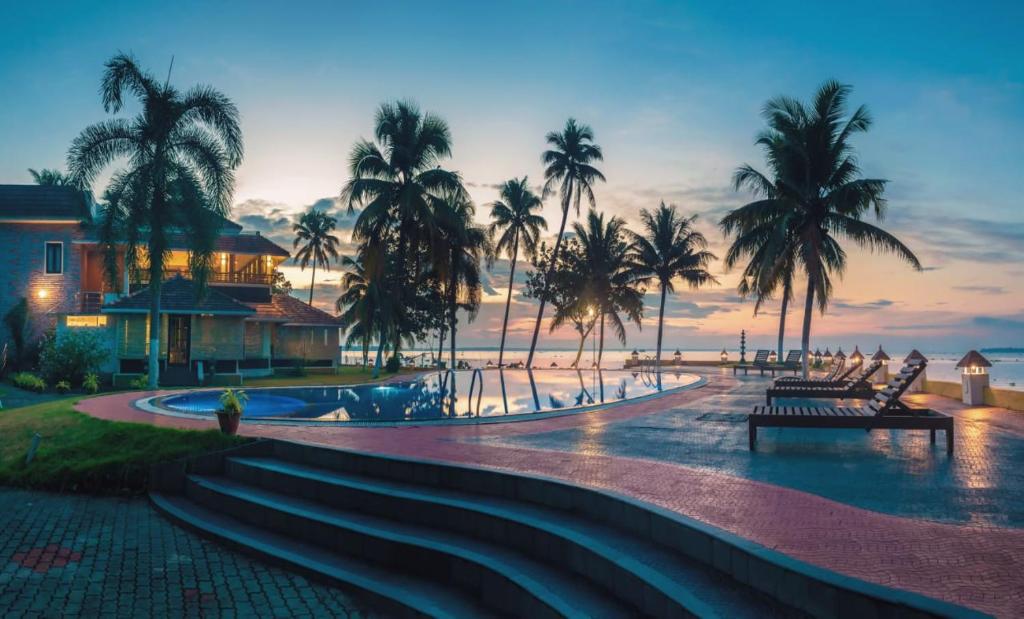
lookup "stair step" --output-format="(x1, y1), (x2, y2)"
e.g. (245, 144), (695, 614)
(151, 492), (494, 619)
(186, 474), (633, 619)
(226, 456), (797, 618)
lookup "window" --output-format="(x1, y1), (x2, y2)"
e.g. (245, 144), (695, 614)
(323, 328), (329, 346)
(45, 242), (63, 274)
(66, 315), (107, 328)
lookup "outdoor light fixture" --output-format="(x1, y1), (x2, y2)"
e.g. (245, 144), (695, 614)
(814, 349), (823, 365)
(36, 288), (48, 299)
(849, 345), (864, 366)
(823, 347), (833, 362)
(631, 349), (639, 362)
(674, 349), (682, 364)
(720, 349), (728, 363)
(768, 350), (778, 363)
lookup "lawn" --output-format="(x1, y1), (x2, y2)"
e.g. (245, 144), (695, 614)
(243, 365), (421, 388)
(0, 397), (247, 494)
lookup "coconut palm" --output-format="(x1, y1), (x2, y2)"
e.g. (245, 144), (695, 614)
(721, 80), (921, 377)
(28, 168), (77, 187)
(733, 243), (797, 364)
(336, 253), (372, 368)
(435, 191), (492, 369)
(488, 177), (547, 367)
(293, 209), (341, 305)
(574, 210), (643, 367)
(627, 203), (717, 387)
(68, 53), (242, 389)
(525, 119), (605, 368)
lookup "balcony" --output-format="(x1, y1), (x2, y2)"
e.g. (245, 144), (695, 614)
(135, 269), (274, 286)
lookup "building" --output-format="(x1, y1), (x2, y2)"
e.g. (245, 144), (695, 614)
(0, 184), (339, 385)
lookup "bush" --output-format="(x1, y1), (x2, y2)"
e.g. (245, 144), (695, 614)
(82, 373), (100, 394)
(292, 358), (307, 377)
(39, 330), (109, 386)
(11, 372), (46, 393)
(3, 298), (28, 369)
(385, 355), (402, 373)
(129, 374), (149, 390)
(55, 380), (72, 394)
(218, 389), (248, 415)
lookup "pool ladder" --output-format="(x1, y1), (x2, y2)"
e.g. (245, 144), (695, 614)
(438, 368), (484, 417)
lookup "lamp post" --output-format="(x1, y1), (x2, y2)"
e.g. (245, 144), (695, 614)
(904, 349), (928, 393)
(813, 348), (822, 368)
(823, 347), (833, 367)
(871, 345), (891, 383)
(956, 350), (991, 405)
(849, 345), (864, 368)
(768, 350), (778, 364)
(720, 348), (728, 364)
(673, 349), (682, 366)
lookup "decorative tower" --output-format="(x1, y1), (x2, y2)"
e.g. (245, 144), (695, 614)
(740, 330), (747, 363)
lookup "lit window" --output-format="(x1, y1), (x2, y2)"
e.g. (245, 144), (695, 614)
(45, 242), (63, 274)
(67, 315), (107, 328)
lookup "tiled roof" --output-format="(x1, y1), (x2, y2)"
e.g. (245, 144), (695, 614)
(904, 349), (928, 363)
(955, 350), (992, 368)
(166, 231), (290, 257)
(0, 185), (90, 221)
(103, 275), (254, 315)
(247, 294), (340, 326)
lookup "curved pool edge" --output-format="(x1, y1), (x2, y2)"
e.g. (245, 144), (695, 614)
(132, 374), (708, 427)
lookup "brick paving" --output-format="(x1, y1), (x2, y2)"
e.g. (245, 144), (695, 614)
(0, 489), (373, 618)
(76, 370), (1024, 617)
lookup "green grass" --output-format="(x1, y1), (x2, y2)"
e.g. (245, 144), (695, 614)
(0, 397), (247, 494)
(243, 366), (419, 388)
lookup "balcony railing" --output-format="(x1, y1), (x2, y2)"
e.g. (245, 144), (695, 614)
(79, 291), (102, 313)
(135, 269), (274, 286)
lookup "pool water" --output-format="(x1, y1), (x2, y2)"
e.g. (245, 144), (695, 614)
(158, 369), (702, 422)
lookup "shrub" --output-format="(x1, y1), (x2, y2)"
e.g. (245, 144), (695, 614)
(11, 372), (46, 393)
(39, 330), (109, 386)
(292, 358), (307, 377)
(218, 388), (249, 415)
(129, 374), (149, 390)
(82, 372), (100, 394)
(55, 380), (72, 394)
(3, 298), (28, 368)
(385, 355), (402, 373)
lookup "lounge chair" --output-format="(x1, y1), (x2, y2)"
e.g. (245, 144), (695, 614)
(765, 360), (882, 404)
(775, 356), (852, 385)
(733, 350), (770, 375)
(748, 359), (953, 453)
(776, 349), (802, 374)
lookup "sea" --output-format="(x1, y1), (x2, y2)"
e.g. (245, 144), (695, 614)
(341, 348), (1024, 392)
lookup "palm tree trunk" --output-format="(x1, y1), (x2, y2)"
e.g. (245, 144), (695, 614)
(800, 278), (815, 379)
(777, 279), (790, 362)
(497, 234), (519, 368)
(449, 268), (458, 370)
(147, 278), (161, 390)
(597, 312), (606, 368)
(372, 327), (386, 379)
(655, 285), (667, 390)
(571, 320), (595, 368)
(526, 187), (573, 368)
(308, 261), (317, 305)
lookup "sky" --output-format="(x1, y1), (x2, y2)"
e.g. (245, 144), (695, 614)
(1, 0), (1022, 353)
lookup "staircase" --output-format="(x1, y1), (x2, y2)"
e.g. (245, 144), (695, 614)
(150, 441), (973, 618)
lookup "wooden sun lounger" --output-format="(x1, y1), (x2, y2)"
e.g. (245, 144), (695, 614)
(775, 357), (853, 385)
(765, 360), (882, 404)
(779, 349), (802, 373)
(732, 349), (770, 375)
(748, 359), (953, 454)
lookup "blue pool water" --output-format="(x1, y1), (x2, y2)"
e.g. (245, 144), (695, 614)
(158, 369), (702, 422)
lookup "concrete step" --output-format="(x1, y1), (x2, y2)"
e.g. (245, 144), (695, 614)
(151, 492), (493, 619)
(184, 473), (633, 618)
(226, 456), (797, 618)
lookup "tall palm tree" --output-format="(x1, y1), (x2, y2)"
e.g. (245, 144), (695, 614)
(721, 80), (921, 377)
(488, 177), (546, 367)
(627, 203), (717, 387)
(435, 191), (492, 370)
(293, 209), (341, 305)
(336, 253), (372, 369)
(28, 168), (77, 187)
(574, 210), (643, 367)
(68, 53), (242, 389)
(733, 244), (797, 363)
(525, 119), (605, 368)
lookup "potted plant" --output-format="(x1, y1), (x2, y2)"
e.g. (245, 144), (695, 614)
(216, 388), (248, 435)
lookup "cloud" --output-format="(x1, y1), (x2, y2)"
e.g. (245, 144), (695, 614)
(833, 299), (896, 311)
(952, 285), (1007, 295)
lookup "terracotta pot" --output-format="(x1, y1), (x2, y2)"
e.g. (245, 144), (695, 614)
(216, 412), (241, 435)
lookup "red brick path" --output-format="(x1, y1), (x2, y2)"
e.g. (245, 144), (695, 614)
(77, 377), (1024, 617)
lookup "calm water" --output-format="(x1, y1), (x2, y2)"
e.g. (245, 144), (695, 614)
(159, 369), (702, 422)
(380, 349), (1024, 391)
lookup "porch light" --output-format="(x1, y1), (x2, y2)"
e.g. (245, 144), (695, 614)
(720, 349), (728, 363)
(36, 288), (48, 299)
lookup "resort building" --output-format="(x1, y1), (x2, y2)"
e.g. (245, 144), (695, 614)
(0, 184), (340, 384)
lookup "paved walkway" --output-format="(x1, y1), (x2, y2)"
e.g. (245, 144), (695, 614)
(77, 371), (1024, 617)
(0, 489), (372, 618)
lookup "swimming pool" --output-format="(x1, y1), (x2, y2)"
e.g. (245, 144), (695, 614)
(153, 369), (703, 423)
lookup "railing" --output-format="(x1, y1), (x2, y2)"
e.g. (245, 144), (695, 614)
(135, 269), (273, 286)
(79, 292), (102, 313)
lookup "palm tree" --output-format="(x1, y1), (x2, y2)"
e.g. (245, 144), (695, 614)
(68, 53), (242, 389)
(28, 168), (77, 187)
(525, 119), (605, 368)
(721, 80), (921, 377)
(435, 191), (492, 370)
(627, 203), (717, 387)
(574, 210), (643, 367)
(336, 253), (372, 369)
(733, 244), (797, 364)
(293, 209), (341, 305)
(488, 177), (547, 367)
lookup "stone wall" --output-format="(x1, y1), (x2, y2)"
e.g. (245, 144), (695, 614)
(0, 222), (86, 347)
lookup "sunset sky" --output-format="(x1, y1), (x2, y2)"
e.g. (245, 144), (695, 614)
(2, 1), (1022, 352)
